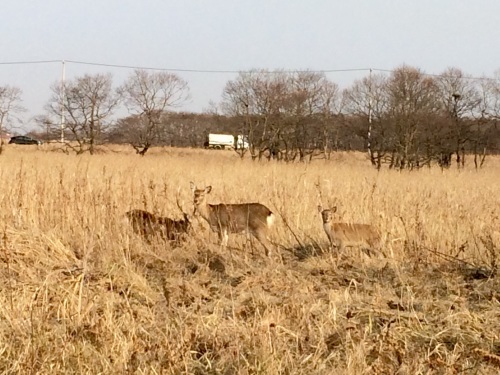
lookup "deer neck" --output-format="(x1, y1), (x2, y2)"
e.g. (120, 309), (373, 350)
(323, 222), (331, 232)
(195, 202), (212, 223)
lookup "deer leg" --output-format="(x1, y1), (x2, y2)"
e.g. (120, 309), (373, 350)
(368, 238), (384, 257)
(339, 242), (347, 255)
(245, 232), (255, 256)
(216, 230), (224, 246)
(220, 228), (229, 247)
(361, 246), (374, 258)
(332, 239), (344, 256)
(253, 230), (272, 257)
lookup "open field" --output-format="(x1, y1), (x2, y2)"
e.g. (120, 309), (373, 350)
(0, 145), (499, 374)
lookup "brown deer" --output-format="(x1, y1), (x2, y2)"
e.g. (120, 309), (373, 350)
(318, 205), (380, 255)
(125, 198), (191, 244)
(190, 182), (275, 256)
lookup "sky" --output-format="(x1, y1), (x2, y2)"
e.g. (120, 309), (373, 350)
(2, 0), (500, 133)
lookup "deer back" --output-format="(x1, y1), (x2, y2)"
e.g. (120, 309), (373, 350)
(126, 209), (161, 238)
(328, 222), (380, 247)
(126, 209), (190, 242)
(158, 215), (191, 240)
(207, 203), (273, 233)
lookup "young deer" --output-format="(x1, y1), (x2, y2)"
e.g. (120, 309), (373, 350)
(125, 198), (191, 244)
(190, 182), (275, 256)
(318, 205), (380, 255)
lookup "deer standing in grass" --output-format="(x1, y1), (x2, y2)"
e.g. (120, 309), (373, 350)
(318, 205), (381, 256)
(125, 197), (191, 244)
(190, 182), (275, 256)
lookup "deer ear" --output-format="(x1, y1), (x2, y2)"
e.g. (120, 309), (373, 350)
(190, 182), (196, 191)
(205, 186), (212, 194)
(332, 206), (338, 213)
(317, 205), (323, 213)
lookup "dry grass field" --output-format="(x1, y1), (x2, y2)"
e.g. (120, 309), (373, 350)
(0, 144), (499, 374)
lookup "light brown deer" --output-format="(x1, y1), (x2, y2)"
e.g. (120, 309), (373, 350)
(318, 205), (380, 255)
(190, 182), (275, 256)
(125, 198), (191, 244)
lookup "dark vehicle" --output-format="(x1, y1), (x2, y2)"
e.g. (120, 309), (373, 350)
(8, 136), (43, 145)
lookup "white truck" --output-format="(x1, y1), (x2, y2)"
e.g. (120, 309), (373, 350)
(205, 133), (249, 150)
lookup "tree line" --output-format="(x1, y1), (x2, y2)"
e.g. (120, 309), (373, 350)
(1, 65), (500, 168)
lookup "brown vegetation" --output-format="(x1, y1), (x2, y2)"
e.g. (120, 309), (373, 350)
(0, 145), (499, 374)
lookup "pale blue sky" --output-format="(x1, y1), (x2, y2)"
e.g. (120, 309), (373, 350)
(2, 0), (500, 132)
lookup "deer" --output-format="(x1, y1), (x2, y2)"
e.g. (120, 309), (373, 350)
(190, 182), (275, 256)
(125, 196), (191, 244)
(317, 205), (381, 256)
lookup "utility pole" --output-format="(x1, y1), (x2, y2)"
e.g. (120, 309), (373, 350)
(60, 60), (66, 143)
(452, 93), (462, 168)
(367, 68), (374, 164)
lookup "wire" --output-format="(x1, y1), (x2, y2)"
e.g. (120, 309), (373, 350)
(0, 60), (61, 65)
(0, 59), (402, 75)
(65, 60), (375, 74)
(0, 59), (499, 81)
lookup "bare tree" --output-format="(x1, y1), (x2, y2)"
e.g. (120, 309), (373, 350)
(385, 65), (441, 169)
(33, 114), (60, 142)
(221, 69), (290, 160)
(221, 70), (344, 162)
(435, 67), (481, 167)
(343, 73), (390, 167)
(46, 73), (119, 154)
(118, 69), (189, 155)
(470, 73), (500, 167)
(344, 66), (442, 169)
(0, 85), (24, 154)
(479, 70), (500, 123)
(284, 71), (341, 161)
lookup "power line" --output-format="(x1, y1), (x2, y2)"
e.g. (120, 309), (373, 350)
(65, 60), (374, 74)
(0, 59), (498, 81)
(0, 60), (423, 75)
(0, 60), (61, 65)
(0, 59), (373, 74)
(68, 60), (241, 73)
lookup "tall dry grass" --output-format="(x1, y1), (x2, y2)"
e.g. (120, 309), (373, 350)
(0, 144), (499, 374)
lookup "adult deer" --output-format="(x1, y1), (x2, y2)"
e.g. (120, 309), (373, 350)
(190, 182), (275, 256)
(318, 205), (380, 256)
